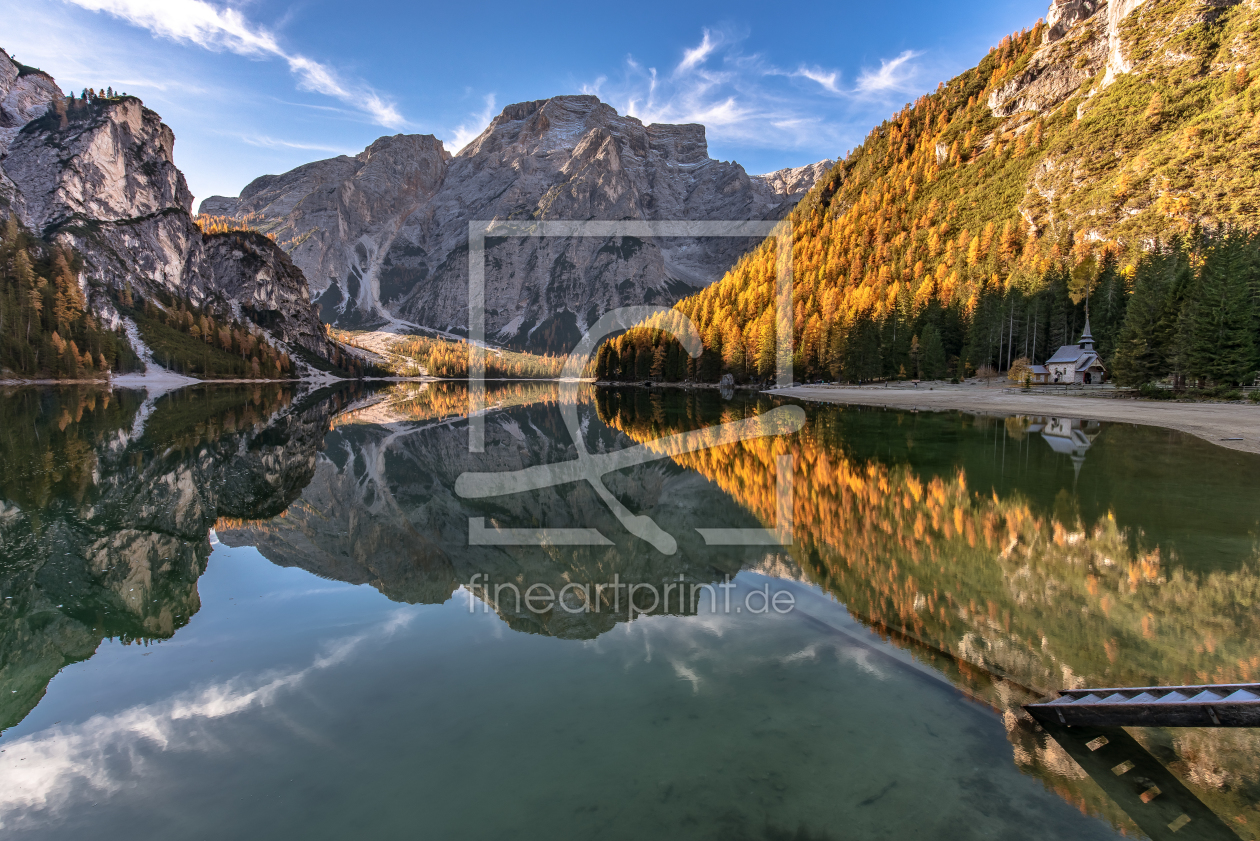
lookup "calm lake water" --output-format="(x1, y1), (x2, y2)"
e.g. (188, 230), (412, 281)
(0, 382), (1256, 839)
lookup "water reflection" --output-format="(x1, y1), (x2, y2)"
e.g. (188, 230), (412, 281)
(216, 381), (778, 638)
(1, 382), (1258, 837)
(1032, 417), (1101, 483)
(0, 383), (353, 730)
(598, 388), (1260, 836)
(1039, 722), (1243, 840)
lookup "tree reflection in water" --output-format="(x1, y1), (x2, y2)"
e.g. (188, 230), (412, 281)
(1, 382), (1258, 837)
(597, 387), (1260, 838)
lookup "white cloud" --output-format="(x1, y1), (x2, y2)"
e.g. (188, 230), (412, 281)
(675, 29), (716, 76)
(444, 93), (497, 156)
(0, 609), (418, 829)
(239, 135), (359, 155)
(579, 75), (607, 97)
(856, 50), (922, 94)
(63, 0), (405, 128)
(793, 65), (840, 94)
(585, 29), (928, 161)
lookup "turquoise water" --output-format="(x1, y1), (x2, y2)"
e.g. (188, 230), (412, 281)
(0, 548), (1118, 840)
(0, 383), (1256, 838)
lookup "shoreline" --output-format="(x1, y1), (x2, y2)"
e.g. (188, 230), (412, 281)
(778, 383), (1260, 455)
(0, 374), (447, 388)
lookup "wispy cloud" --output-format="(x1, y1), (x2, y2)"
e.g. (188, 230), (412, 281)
(856, 50), (922, 94)
(675, 28), (717, 76)
(579, 75), (607, 97)
(444, 93), (497, 156)
(792, 65), (840, 94)
(588, 29), (924, 160)
(0, 609), (418, 829)
(238, 135), (359, 155)
(64, 0), (405, 128)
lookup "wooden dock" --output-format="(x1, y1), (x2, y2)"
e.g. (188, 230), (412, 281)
(1025, 683), (1260, 728)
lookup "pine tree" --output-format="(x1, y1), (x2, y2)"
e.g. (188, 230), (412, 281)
(756, 317), (776, 380)
(1113, 245), (1187, 386)
(634, 342), (652, 379)
(920, 323), (948, 379)
(1184, 233), (1257, 385)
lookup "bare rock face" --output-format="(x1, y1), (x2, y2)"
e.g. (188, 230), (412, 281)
(201, 232), (333, 359)
(752, 160), (837, 200)
(0, 50), (339, 367)
(990, 0), (1151, 117)
(205, 96), (831, 351)
(1102, 0), (1150, 82)
(0, 57), (61, 211)
(0, 59), (60, 151)
(1045, 0), (1104, 41)
(6, 96), (192, 231)
(990, 6), (1111, 117)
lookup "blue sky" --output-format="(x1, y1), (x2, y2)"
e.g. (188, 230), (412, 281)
(7, 0), (1049, 209)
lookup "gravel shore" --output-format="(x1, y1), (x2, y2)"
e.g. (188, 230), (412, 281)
(778, 382), (1260, 455)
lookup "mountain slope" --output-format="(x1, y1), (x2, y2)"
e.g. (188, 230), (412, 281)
(203, 96), (831, 351)
(0, 51), (344, 372)
(609, 0), (1260, 385)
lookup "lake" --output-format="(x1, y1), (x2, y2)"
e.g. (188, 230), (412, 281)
(0, 382), (1256, 839)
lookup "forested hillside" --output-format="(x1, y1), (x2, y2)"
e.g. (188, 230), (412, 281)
(600, 0), (1260, 389)
(0, 216), (139, 378)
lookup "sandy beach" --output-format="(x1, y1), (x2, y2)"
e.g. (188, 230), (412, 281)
(779, 382), (1260, 455)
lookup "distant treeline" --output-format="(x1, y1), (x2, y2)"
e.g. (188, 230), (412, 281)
(0, 216), (140, 378)
(194, 212), (275, 239)
(598, 229), (1259, 390)
(389, 334), (566, 379)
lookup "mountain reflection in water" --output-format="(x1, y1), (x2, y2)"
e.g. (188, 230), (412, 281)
(0, 381), (1256, 838)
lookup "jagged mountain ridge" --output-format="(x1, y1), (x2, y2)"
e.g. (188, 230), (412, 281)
(0, 52), (341, 369)
(203, 96), (832, 352)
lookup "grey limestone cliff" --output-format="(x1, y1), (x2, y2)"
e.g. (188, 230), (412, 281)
(0, 50), (340, 368)
(205, 96), (833, 351)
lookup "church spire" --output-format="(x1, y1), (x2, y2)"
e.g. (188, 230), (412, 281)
(1079, 314), (1094, 350)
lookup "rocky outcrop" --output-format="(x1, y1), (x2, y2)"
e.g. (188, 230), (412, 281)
(752, 160), (836, 201)
(0, 57), (61, 212)
(990, 0), (1151, 117)
(201, 232), (333, 360)
(1045, 0), (1104, 41)
(204, 96), (832, 351)
(0, 59), (60, 153)
(0, 50), (341, 369)
(1103, 0), (1149, 81)
(989, 4), (1111, 117)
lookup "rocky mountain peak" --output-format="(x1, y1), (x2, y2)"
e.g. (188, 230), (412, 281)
(459, 95), (634, 160)
(7, 94), (193, 238)
(0, 53), (60, 145)
(358, 132), (450, 165)
(0, 49), (343, 370)
(203, 94), (833, 350)
(754, 160), (838, 199)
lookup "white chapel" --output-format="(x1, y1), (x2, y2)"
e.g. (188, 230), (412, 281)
(1029, 317), (1106, 385)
